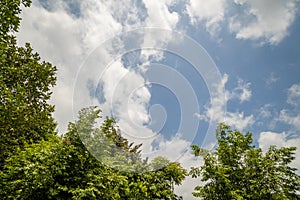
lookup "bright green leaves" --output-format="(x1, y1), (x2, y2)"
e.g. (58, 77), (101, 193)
(190, 123), (300, 200)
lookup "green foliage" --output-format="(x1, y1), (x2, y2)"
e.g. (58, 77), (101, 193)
(0, 0), (32, 36)
(0, 37), (57, 166)
(190, 123), (300, 199)
(72, 106), (147, 173)
(1, 107), (187, 199)
(0, 0), (57, 167)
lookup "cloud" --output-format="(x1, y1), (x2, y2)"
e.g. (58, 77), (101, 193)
(186, 0), (225, 37)
(287, 83), (300, 107)
(255, 104), (278, 129)
(277, 83), (300, 131)
(265, 72), (280, 87)
(143, 0), (179, 29)
(229, 0), (298, 44)
(258, 131), (300, 172)
(185, 0), (298, 44)
(258, 104), (273, 119)
(17, 0), (181, 134)
(258, 85), (300, 168)
(227, 78), (252, 103)
(175, 162), (203, 200)
(198, 74), (254, 131)
(279, 109), (300, 130)
(225, 112), (255, 130)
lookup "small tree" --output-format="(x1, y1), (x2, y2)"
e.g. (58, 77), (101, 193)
(190, 123), (300, 200)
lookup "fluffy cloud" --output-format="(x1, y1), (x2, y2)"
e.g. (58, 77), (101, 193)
(229, 0), (298, 44)
(175, 153), (203, 200)
(186, 0), (298, 44)
(227, 78), (252, 103)
(258, 131), (300, 172)
(279, 109), (300, 130)
(18, 0), (181, 134)
(287, 83), (300, 107)
(278, 83), (300, 131)
(198, 74), (254, 131)
(143, 0), (179, 29)
(186, 0), (225, 37)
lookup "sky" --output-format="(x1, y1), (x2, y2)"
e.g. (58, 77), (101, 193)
(17, 0), (300, 199)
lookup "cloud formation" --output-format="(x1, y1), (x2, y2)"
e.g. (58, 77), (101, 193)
(278, 83), (300, 131)
(186, 0), (298, 44)
(186, 0), (225, 37)
(197, 74), (254, 132)
(229, 0), (298, 44)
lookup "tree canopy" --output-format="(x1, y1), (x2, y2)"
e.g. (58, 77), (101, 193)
(0, 0), (57, 167)
(0, 107), (187, 199)
(190, 123), (300, 200)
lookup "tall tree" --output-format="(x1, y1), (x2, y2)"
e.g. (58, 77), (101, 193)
(190, 123), (300, 200)
(0, 0), (57, 166)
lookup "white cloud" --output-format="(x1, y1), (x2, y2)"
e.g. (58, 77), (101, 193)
(139, 0), (180, 62)
(174, 143), (205, 200)
(279, 109), (300, 130)
(186, 0), (225, 37)
(199, 74), (254, 131)
(287, 83), (300, 107)
(258, 131), (300, 172)
(225, 112), (254, 130)
(143, 0), (179, 29)
(277, 83), (300, 131)
(258, 104), (273, 119)
(230, 0), (298, 44)
(17, 0), (180, 134)
(185, 0), (298, 44)
(227, 78), (252, 103)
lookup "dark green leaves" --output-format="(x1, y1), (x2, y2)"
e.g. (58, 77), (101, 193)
(0, 38), (57, 166)
(0, 0), (32, 36)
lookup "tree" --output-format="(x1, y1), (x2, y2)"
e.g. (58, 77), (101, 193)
(190, 123), (300, 200)
(0, 0), (57, 167)
(0, 0), (32, 36)
(0, 107), (187, 199)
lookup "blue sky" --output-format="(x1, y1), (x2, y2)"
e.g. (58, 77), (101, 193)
(17, 0), (300, 198)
